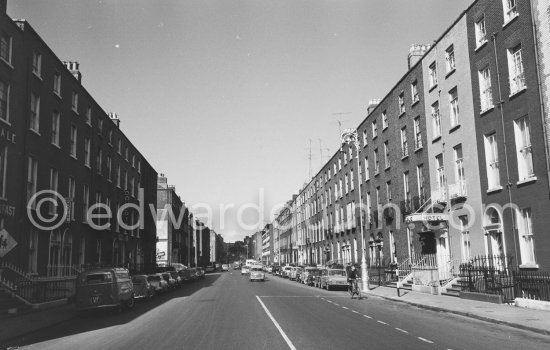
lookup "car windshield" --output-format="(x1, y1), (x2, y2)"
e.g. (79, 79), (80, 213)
(85, 272), (112, 284)
(328, 270), (346, 276)
(251, 267), (263, 271)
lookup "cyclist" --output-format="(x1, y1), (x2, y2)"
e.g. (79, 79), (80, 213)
(347, 265), (360, 299)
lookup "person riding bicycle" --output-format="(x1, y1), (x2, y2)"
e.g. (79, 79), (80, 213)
(347, 265), (359, 298)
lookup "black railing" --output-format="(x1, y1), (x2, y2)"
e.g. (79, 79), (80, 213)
(513, 269), (550, 302)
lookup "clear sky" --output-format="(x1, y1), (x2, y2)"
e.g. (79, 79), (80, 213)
(9, 0), (473, 242)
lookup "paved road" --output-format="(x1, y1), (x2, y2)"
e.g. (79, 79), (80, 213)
(4, 271), (550, 349)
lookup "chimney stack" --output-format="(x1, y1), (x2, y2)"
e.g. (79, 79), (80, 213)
(63, 61), (82, 83)
(367, 99), (381, 115)
(158, 174), (168, 189)
(109, 112), (120, 127)
(408, 44), (430, 70)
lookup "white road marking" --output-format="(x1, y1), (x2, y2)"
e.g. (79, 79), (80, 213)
(333, 303), (340, 306)
(342, 306), (349, 310)
(418, 337), (434, 344)
(377, 320), (389, 325)
(395, 328), (408, 334)
(256, 296), (297, 350)
(363, 315), (372, 319)
(352, 310), (359, 314)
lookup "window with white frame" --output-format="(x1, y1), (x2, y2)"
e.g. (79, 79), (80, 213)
(27, 157), (37, 203)
(389, 231), (396, 263)
(0, 32), (12, 64)
(344, 173), (349, 194)
(97, 118), (103, 135)
(30, 93), (40, 132)
(417, 164), (425, 199)
(338, 157), (342, 171)
(398, 92), (405, 114)
(403, 171), (410, 202)
(382, 111), (388, 129)
(384, 141), (390, 169)
(333, 183), (338, 202)
(108, 129), (113, 145)
(429, 62), (438, 88)
(475, 16), (487, 47)
(508, 44), (525, 95)
(362, 129), (368, 147)
(436, 154), (445, 193)
(374, 149), (379, 174)
(414, 117), (422, 149)
(86, 106), (92, 125)
(70, 125), (77, 157)
(350, 169), (354, 191)
(401, 127), (408, 157)
(484, 133), (501, 189)
(51, 112), (60, 146)
(84, 137), (91, 166)
(32, 51), (42, 77)
(71, 91), (78, 113)
(372, 120), (378, 138)
(53, 72), (61, 96)
(411, 81), (419, 104)
(0, 80), (8, 122)
(0, 145), (6, 198)
(338, 178), (343, 198)
(517, 207), (536, 266)
(445, 45), (455, 72)
(107, 156), (112, 181)
(454, 144), (465, 195)
(364, 157), (369, 181)
(432, 101), (441, 138)
(479, 67), (493, 111)
(449, 88), (459, 127)
(514, 116), (534, 181)
(459, 215), (471, 261)
(503, 0), (518, 23)
(96, 147), (102, 173)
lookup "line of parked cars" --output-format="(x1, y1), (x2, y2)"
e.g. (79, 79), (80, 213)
(75, 265), (206, 312)
(267, 265), (349, 291)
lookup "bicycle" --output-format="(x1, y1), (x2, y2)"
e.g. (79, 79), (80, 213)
(348, 278), (361, 299)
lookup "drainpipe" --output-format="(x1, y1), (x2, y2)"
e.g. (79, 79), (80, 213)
(491, 32), (519, 263)
(529, 0), (550, 198)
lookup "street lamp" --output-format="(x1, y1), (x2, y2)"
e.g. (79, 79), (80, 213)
(341, 128), (370, 292)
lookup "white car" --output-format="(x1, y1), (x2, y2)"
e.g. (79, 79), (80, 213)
(221, 264), (229, 271)
(241, 266), (250, 275)
(249, 265), (265, 282)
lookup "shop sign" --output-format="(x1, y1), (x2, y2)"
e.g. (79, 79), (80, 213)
(404, 213), (448, 223)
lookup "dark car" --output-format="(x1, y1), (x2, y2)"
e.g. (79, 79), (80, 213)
(132, 275), (155, 300)
(147, 274), (166, 294)
(75, 268), (134, 311)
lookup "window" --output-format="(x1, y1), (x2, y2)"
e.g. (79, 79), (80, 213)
(96, 147), (102, 173)
(125, 147), (129, 161)
(384, 141), (390, 169)
(70, 125), (77, 157)
(445, 45), (455, 73)
(417, 164), (425, 199)
(0, 80), (8, 122)
(86, 107), (92, 125)
(53, 72), (61, 95)
(479, 67), (493, 111)
(460, 216), (471, 261)
(436, 154), (445, 193)
(381, 111), (388, 130)
(338, 178), (342, 198)
(386, 181), (392, 202)
(84, 137), (91, 166)
(138, 160), (141, 173)
(414, 117), (422, 149)
(350, 169), (354, 191)
(431, 101), (441, 138)
(454, 144), (465, 195)
(32, 51), (42, 77)
(364, 157), (369, 181)
(503, 0), (518, 23)
(345, 173), (349, 194)
(484, 133), (501, 189)
(411, 81), (419, 104)
(132, 155), (135, 168)
(71, 91), (79, 113)
(374, 149), (379, 174)
(82, 185), (89, 221)
(50, 112), (61, 146)
(508, 44), (525, 95)
(333, 183), (338, 202)
(338, 158), (342, 171)
(124, 170), (128, 191)
(107, 156), (112, 181)
(30, 93), (40, 132)
(401, 127), (408, 157)
(403, 171), (410, 202)
(0, 145), (6, 198)
(26, 157), (38, 203)
(449, 88), (459, 127)
(117, 139), (122, 154)
(517, 208), (535, 265)
(129, 176), (133, 196)
(49, 168), (58, 215)
(475, 16), (487, 47)
(0, 32), (12, 64)
(98, 118), (103, 135)
(514, 116), (534, 181)
(108, 129), (113, 145)
(429, 62), (438, 88)
(68, 177), (76, 221)
(362, 129), (368, 147)
(116, 164), (121, 187)
(398, 93), (405, 114)
(372, 120), (378, 138)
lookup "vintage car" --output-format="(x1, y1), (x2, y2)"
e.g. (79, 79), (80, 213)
(178, 268), (192, 282)
(205, 265), (216, 273)
(221, 264), (229, 271)
(249, 265), (265, 282)
(281, 266), (293, 278)
(161, 272), (177, 290)
(132, 275), (155, 300)
(301, 267), (320, 286)
(241, 266), (250, 275)
(294, 267), (304, 283)
(147, 274), (167, 294)
(319, 268), (348, 290)
(195, 267), (205, 279)
(75, 268), (134, 311)
(169, 271), (183, 286)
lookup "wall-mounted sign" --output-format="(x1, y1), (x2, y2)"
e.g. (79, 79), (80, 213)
(0, 228), (17, 258)
(0, 127), (16, 144)
(0, 203), (15, 217)
(404, 213), (448, 223)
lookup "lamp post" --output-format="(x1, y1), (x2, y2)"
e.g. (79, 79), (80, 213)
(341, 128), (369, 292)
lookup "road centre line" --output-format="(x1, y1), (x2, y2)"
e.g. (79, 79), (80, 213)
(377, 320), (389, 325)
(342, 306), (349, 310)
(351, 310), (359, 314)
(418, 337), (434, 344)
(394, 328), (408, 334)
(256, 296), (297, 350)
(363, 315), (372, 319)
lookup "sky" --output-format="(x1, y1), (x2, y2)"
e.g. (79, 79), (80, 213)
(9, 0), (473, 242)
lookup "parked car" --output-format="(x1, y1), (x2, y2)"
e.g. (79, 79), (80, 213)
(319, 269), (348, 291)
(75, 268), (134, 311)
(233, 262), (241, 270)
(249, 265), (265, 282)
(271, 265), (280, 275)
(178, 269), (192, 282)
(161, 272), (177, 290)
(301, 267), (320, 286)
(205, 265), (216, 273)
(147, 274), (167, 294)
(132, 275), (155, 300)
(221, 264), (229, 271)
(282, 266), (293, 278)
(169, 271), (183, 286)
(215, 263), (222, 270)
(241, 266), (250, 275)
(266, 266), (273, 273)
(170, 263), (187, 272)
(195, 267), (206, 279)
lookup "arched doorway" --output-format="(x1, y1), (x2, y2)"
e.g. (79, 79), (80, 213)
(484, 207), (506, 270)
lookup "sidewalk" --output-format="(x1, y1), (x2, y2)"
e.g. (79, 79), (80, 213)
(0, 302), (77, 345)
(362, 284), (550, 336)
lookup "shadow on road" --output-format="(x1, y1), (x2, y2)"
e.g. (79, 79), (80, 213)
(1, 273), (222, 349)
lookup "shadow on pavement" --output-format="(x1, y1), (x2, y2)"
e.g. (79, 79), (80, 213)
(1, 274), (221, 349)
